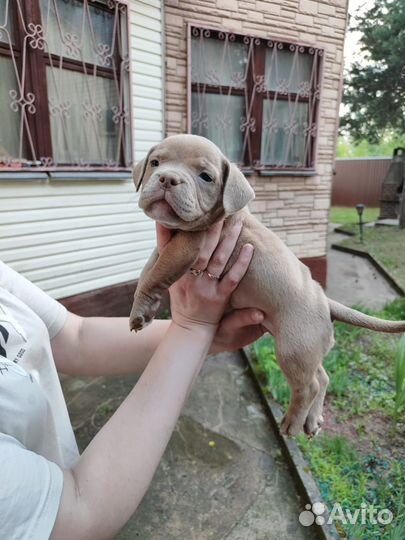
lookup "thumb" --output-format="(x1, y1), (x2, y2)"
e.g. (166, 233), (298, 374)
(221, 308), (264, 331)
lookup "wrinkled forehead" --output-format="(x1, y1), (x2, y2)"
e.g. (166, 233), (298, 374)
(152, 137), (223, 170)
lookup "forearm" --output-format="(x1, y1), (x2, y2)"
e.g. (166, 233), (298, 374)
(51, 322), (215, 540)
(56, 316), (172, 376)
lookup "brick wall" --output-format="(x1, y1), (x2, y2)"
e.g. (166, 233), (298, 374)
(164, 0), (348, 260)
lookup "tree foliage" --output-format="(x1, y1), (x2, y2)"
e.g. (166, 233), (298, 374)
(341, 0), (405, 143)
(336, 132), (405, 157)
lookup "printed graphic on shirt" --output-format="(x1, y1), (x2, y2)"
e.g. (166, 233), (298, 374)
(0, 361), (9, 375)
(0, 324), (9, 357)
(0, 320), (27, 364)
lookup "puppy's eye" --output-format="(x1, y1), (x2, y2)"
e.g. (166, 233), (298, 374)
(150, 159), (159, 167)
(199, 172), (213, 183)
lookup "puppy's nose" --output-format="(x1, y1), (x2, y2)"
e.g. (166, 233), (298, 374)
(159, 175), (181, 189)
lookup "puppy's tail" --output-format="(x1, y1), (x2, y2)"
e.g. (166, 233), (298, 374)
(329, 299), (405, 333)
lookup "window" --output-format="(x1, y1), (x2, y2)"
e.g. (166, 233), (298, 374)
(189, 26), (323, 171)
(0, 0), (131, 170)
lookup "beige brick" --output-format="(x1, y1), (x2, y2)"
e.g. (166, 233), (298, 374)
(251, 200), (267, 212)
(264, 183), (278, 191)
(278, 209), (297, 217)
(266, 200), (285, 209)
(216, 0), (235, 9)
(318, 3), (336, 16)
(295, 13), (314, 25)
(165, 13), (183, 26)
(287, 233), (303, 245)
(248, 10), (264, 22)
(299, 0), (318, 15)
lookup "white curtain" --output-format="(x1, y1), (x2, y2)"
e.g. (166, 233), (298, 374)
(0, 56), (24, 160)
(191, 36), (248, 163)
(265, 48), (313, 93)
(40, 0), (115, 66)
(261, 100), (308, 166)
(191, 93), (245, 163)
(47, 67), (119, 165)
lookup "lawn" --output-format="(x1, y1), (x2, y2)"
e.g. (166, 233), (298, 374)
(252, 298), (405, 540)
(330, 206), (380, 225)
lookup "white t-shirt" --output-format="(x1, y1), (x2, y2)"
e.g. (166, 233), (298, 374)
(0, 260), (79, 539)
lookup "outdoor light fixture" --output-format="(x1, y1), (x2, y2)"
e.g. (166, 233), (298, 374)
(356, 203), (366, 243)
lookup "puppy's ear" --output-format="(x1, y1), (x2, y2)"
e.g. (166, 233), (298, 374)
(133, 145), (156, 192)
(222, 159), (255, 214)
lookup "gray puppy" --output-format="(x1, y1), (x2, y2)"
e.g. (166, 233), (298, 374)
(130, 134), (405, 437)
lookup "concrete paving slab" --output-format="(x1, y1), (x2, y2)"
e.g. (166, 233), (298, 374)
(116, 353), (314, 540)
(326, 229), (399, 310)
(63, 352), (316, 540)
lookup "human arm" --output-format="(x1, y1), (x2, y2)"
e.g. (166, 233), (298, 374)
(49, 225), (254, 540)
(51, 222), (264, 377)
(51, 309), (264, 376)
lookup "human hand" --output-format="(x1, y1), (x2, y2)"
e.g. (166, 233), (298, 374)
(156, 221), (254, 335)
(210, 308), (266, 354)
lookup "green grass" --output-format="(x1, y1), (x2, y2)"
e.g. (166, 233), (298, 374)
(298, 434), (405, 540)
(394, 336), (405, 428)
(252, 298), (405, 540)
(330, 206), (379, 225)
(253, 337), (290, 406)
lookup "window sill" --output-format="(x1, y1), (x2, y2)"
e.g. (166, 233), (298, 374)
(258, 169), (317, 177)
(0, 171), (48, 181)
(49, 171), (132, 181)
(239, 168), (318, 178)
(0, 170), (132, 182)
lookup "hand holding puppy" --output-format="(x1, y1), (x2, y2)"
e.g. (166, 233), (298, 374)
(156, 222), (265, 347)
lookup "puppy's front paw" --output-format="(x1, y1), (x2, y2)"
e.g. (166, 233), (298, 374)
(129, 295), (161, 332)
(280, 414), (303, 437)
(130, 313), (153, 332)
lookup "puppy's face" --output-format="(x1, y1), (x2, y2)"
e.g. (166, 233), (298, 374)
(133, 134), (254, 231)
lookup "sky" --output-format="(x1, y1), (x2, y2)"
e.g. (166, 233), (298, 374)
(344, 0), (376, 68)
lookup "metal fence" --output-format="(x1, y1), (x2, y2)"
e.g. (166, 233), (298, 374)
(332, 157), (391, 207)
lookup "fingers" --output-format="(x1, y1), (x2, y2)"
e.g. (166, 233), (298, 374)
(219, 243), (254, 294)
(228, 325), (266, 351)
(206, 221), (243, 278)
(210, 308), (266, 353)
(156, 223), (173, 253)
(221, 308), (264, 330)
(192, 221), (223, 270)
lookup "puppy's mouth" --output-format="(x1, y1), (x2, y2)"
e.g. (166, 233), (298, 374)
(149, 198), (177, 218)
(144, 194), (183, 227)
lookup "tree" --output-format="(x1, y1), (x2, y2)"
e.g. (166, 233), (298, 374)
(341, 0), (405, 144)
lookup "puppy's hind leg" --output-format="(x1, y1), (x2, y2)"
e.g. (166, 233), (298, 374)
(304, 366), (329, 437)
(277, 345), (322, 437)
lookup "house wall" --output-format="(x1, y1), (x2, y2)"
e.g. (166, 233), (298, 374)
(164, 0), (349, 281)
(0, 0), (164, 300)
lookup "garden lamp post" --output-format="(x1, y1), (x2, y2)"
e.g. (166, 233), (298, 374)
(356, 203), (365, 243)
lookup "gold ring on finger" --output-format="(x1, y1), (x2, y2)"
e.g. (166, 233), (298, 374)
(207, 271), (220, 280)
(190, 267), (204, 277)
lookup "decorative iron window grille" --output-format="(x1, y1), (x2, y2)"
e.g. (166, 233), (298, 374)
(0, 0), (131, 170)
(189, 26), (323, 171)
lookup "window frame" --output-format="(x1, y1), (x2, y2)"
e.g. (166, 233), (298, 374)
(187, 24), (324, 173)
(0, 0), (132, 172)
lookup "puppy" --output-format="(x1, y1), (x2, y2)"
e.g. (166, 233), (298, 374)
(130, 134), (405, 437)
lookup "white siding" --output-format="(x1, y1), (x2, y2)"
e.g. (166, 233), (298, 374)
(0, 0), (164, 299)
